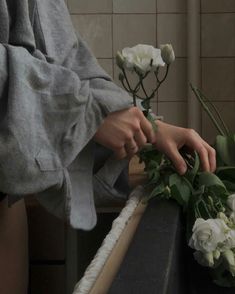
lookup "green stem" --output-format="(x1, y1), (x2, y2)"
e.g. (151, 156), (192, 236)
(190, 84), (226, 136)
(140, 80), (149, 99)
(201, 199), (213, 218)
(144, 64), (170, 106)
(120, 78), (132, 94)
(122, 68), (132, 92)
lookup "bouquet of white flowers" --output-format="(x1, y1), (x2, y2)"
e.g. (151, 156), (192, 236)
(116, 44), (235, 287)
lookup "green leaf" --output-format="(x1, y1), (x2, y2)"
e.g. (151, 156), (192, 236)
(221, 180), (235, 193)
(184, 152), (200, 184)
(169, 174), (192, 207)
(143, 182), (165, 203)
(141, 99), (150, 111)
(198, 172), (227, 191)
(216, 166), (235, 182)
(215, 135), (235, 166)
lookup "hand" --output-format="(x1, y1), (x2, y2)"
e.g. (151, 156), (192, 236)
(94, 107), (155, 159)
(153, 120), (216, 175)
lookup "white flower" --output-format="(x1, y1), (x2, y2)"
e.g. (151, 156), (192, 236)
(194, 251), (214, 267)
(189, 218), (229, 253)
(116, 51), (125, 69)
(160, 44), (175, 65)
(230, 212), (235, 223)
(227, 194), (235, 211)
(222, 229), (235, 250)
(222, 249), (235, 276)
(121, 44), (165, 74)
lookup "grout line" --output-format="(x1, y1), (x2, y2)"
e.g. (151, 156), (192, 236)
(200, 56), (235, 58)
(111, 0), (114, 78)
(69, 11), (235, 16)
(69, 12), (188, 16)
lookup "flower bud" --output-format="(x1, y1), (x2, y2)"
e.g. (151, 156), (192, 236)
(217, 212), (229, 224)
(194, 251), (214, 267)
(118, 73), (124, 82)
(227, 194), (235, 211)
(160, 44), (175, 65)
(213, 249), (220, 260)
(116, 51), (125, 69)
(222, 249), (235, 276)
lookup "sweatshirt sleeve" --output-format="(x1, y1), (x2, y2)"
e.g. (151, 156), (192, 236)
(34, 0), (133, 114)
(0, 0), (131, 198)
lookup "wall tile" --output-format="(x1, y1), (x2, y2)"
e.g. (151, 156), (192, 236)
(71, 15), (112, 58)
(150, 101), (158, 114)
(202, 58), (235, 101)
(158, 58), (187, 101)
(202, 102), (235, 144)
(113, 0), (156, 13)
(97, 59), (114, 78)
(157, 14), (187, 57)
(158, 102), (187, 127)
(157, 0), (186, 13)
(68, 0), (112, 14)
(201, 14), (235, 57)
(113, 14), (156, 55)
(201, 0), (235, 13)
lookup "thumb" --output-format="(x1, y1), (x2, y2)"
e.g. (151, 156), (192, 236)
(165, 145), (187, 175)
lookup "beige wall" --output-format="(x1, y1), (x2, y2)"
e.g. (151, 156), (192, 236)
(67, 0), (235, 144)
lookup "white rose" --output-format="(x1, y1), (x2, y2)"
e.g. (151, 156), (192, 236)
(222, 249), (235, 276)
(194, 251), (214, 267)
(221, 229), (235, 250)
(227, 194), (235, 211)
(230, 212), (235, 224)
(160, 44), (175, 65)
(116, 51), (125, 69)
(121, 44), (165, 74)
(189, 218), (228, 253)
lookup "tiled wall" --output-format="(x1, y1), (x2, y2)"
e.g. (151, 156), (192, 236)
(201, 1), (235, 143)
(67, 0), (235, 143)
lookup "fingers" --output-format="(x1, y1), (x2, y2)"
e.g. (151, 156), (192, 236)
(164, 143), (187, 175)
(124, 138), (139, 158)
(138, 111), (156, 144)
(185, 130), (216, 173)
(202, 142), (216, 172)
(134, 129), (147, 149)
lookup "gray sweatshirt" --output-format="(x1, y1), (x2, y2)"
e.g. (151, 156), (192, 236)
(0, 0), (132, 229)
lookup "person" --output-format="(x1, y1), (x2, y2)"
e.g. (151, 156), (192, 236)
(0, 0), (216, 293)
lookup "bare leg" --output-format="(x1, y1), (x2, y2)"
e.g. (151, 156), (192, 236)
(0, 197), (29, 294)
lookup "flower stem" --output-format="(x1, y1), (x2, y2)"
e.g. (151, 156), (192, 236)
(190, 84), (226, 136)
(197, 88), (230, 136)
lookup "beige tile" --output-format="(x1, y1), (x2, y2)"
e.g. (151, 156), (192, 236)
(71, 15), (112, 58)
(201, 14), (235, 57)
(97, 59), (114, 78)
(150, 101), (158, 114)
(113, 0), (156, 13)
(157, 14), (187, 57)
(157, 0), (186, 13)
(158, 102), (187, 127)
(68, 0), (112, 14)
(202, 58), (235, 101)
(113, 14), (156, 55)
(202, 102), (235, 144)
(158, 58), (187, 101)
(201, 0), (235, 13)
